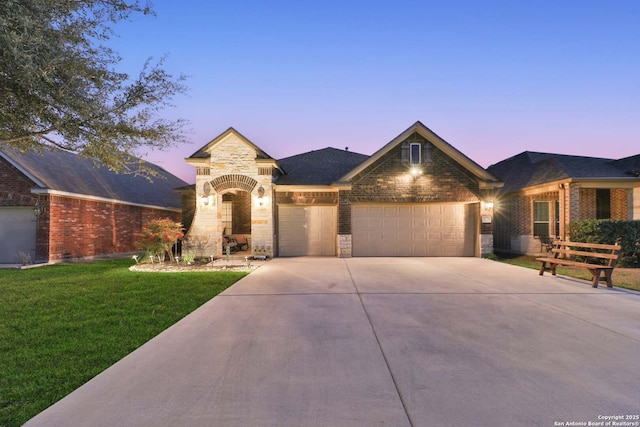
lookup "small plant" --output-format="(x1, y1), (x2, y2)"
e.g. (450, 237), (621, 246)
(135, 218), (184, 263)
(182, 254), (195, 265)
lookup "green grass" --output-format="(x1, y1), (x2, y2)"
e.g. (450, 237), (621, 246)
(493, 252), (640, 292)
(0, 259), (247, 427)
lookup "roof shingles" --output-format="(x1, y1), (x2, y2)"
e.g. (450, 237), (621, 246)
(275, 147), (369, 185)
(1, 146), (186, 209)
(488, 151), (639, 194)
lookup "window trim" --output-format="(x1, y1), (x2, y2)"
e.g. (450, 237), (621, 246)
(409, 143), (421, 166)
(533, 200), (550, 237)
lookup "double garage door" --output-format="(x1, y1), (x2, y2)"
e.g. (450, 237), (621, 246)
(352, 203), (477, 257)
(278, 203), (477, 257)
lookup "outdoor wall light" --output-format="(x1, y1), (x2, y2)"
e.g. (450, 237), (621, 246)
(201, 196), (209, 206)
(257, 186), (265, 206)
(410, 168), (422, 181)
(485, 202), (494, 209)
(33, 205), (42, 216)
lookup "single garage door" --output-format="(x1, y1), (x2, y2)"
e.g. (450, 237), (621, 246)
(278, 205), (336, 256)
(352, 203), (477, 257)
(0, 207), (37, 263)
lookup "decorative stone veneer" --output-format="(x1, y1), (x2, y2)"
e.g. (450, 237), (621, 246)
(337, 234), (352, 258)
(480, 234), (494, 257)
(186, 133), (275, 258)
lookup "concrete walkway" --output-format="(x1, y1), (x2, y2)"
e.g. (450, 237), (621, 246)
(26, 258), (640, 427)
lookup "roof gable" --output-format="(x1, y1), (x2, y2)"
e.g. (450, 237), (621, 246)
(187, 127), (273, 160)
(338, 121), (502, 187)
(0, 146), (187, 209)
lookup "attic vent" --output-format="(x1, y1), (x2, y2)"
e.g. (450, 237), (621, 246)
(196, 167), (211, 176)
(258, 166), (272, 176)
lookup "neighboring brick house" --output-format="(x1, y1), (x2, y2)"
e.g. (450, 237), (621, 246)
(488, 151), (640, 255)
(0, 146), (186, 264)
(184, 121), (503, 258)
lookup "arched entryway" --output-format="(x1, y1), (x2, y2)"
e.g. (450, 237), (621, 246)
(220, 189), (252, 255)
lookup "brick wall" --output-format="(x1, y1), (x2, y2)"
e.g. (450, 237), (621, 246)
(43, 195), (180, 262)
(338, 190), (351, 234)
(579, 188), (629, 220)
(275, 192), (338, 205)
(348, 136), (481, 204)
(0, 157), (37, 206)
(611, 188), (628, 219)
(579, 189), (596, 220)
(493, 191), (558, 252)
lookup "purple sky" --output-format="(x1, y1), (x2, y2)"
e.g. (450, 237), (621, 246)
(109, 0), (640, 183)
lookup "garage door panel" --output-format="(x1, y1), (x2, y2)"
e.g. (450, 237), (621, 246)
(0, 207), (36, 263)
(278, 205), (336, 256)
(352, 203), (476, 257)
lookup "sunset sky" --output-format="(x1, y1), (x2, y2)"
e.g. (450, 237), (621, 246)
(110, 0), (640, 183)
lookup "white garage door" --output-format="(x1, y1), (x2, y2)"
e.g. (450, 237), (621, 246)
(278, 205), (336, 256)
(352, 203), (477, 257)
(0, 207), (37, 263)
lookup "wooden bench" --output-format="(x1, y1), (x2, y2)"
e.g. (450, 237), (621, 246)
(537, 240), (621, 288)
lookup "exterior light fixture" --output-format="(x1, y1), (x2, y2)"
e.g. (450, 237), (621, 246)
(201, 196), (209, 206)
(33, 204), (42, 216)
(410, 168), (422, 181)
(485, 202), (494, 209)
(257, 186), (265, 206)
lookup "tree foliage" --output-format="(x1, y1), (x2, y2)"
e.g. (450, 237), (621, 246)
(135, 218), (184, 261)
(0, 0), (188, 174)
(569, 219), (640, 267)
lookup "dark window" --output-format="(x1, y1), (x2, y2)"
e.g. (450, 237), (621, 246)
(596, 189), (611, 219)
(410, 143), (421, 165)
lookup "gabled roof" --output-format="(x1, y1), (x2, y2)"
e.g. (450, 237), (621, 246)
(337, 121), (502, 187)
(0, 146), (187, 210)
(488, 151), (640, 194)
(276, 147), (369, 185)
(188, 127), (274, 160)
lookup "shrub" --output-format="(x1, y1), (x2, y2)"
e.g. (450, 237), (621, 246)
(569, 220), (640, 267)
(135, 218), (184, 262)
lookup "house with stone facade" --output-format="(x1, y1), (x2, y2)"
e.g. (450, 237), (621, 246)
(0, 146), (186, 264)
(183, 121), (503, 258)
(488, 151), (640, 255)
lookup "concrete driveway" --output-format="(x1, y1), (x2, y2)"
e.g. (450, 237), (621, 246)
(26, 258), (640, 427)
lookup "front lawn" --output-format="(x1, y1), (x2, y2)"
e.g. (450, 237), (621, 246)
(0, 259), (247, 427)
(494, 252), (640, 292)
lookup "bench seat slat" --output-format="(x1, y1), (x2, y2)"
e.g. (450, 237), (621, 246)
(537, 240), (620, 288)
(551, 248), (618, 260)
(553, 241), (621, 251)
(537, 258), (613, 270)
